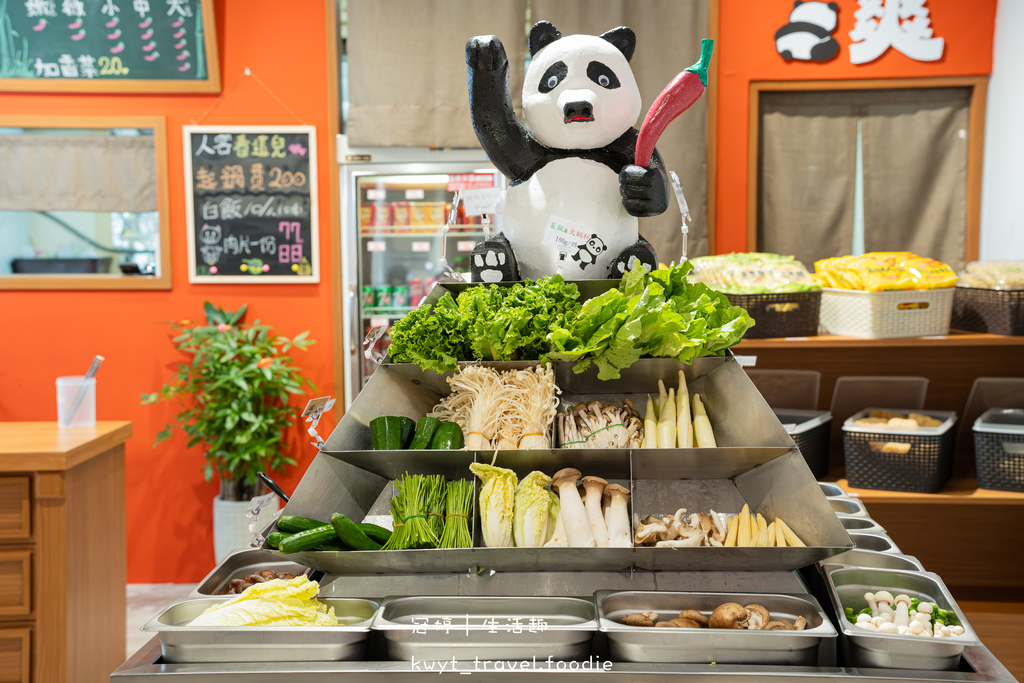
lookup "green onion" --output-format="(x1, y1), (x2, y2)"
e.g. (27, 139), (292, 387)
(381, 473), (440, 550)
(440, 479), (474, 549)
(425, 475), (447, 540)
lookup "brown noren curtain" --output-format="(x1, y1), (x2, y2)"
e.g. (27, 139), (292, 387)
(532, 0), (710, 262)
(0, 135), (156, 213)
(861, 88), (969, 271)
(758, 93), (857, 270)
(347, 0), (527, 148)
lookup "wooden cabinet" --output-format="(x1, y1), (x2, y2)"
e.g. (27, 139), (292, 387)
(0, 422), (131, 683)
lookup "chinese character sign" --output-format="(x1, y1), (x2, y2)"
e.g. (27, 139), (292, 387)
(184, 126), (319, 283)
(1, 0), (214, 88)
(849, 0), (945, 65)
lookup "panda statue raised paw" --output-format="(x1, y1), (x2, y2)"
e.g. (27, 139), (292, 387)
(467, 21), (668, 283)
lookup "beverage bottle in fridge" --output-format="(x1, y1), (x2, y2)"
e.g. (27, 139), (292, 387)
(361, 286), (376, 308)
(409, 278), (424, 306)
(375, 285), (393, 308)
(392, 285), (410, 308)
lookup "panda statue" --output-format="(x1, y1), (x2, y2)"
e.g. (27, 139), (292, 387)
(466, 21), (669, 282)
(774, 1), (839, 62)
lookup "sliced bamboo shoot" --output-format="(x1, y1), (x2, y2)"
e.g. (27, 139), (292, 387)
(677, 370), (692, 448)
(644, 396), (658, 448)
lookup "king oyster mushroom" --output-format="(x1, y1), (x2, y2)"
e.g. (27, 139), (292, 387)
(710, 603), (749, 629)
(744, 604), (771, 630)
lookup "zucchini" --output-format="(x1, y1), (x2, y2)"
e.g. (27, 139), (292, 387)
(277, 515), (328, 533)
(266, 531), (291, 549)
(370, 416), (414, 450)
(331, 513), (382, 551)
(358, 522), (392, 545)
(408, 417), (441, 450)
(400, 416), (416, 447)
(430, 422), (465, 450)
(278, 525), (338, 554)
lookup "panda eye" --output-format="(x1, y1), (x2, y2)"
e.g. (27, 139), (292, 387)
(587, 61), (620, 89)
(538, 61), (568, 94)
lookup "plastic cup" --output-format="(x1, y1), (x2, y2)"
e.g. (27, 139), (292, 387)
(56, 376), (96, 428)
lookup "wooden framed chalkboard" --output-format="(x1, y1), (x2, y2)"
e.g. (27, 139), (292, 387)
(183, 126), (319, 284)
(0, 0), (219, 93)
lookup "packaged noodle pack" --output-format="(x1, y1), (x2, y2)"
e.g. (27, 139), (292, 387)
(813, 252), (957, 292)
(957, 261), (1024, 290)
(689, 253), (819, 294)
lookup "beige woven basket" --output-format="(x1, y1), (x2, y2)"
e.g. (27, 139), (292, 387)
(819, 288), (954, 338)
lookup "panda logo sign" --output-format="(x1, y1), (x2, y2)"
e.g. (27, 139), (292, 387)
(571, 235), (608, 271)
(775, 1), (840, 62)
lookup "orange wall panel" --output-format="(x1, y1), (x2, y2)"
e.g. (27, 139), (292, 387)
(715, 0), (997, 253)
(0, 0), (338, 583)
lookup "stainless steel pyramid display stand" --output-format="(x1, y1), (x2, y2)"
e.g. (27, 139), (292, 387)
(269, 279), (854, 575)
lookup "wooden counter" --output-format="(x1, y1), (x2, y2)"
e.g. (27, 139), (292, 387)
(828, 467), (1024, 591)
(0, 422), (131, 683)
(736, 331), (1024, 414)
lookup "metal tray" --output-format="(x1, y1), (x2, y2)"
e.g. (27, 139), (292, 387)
(597, 590), (836, 666)
(849, 532), (901, 554)
(192, 548), (307, 596)
(817, 548), (924, 573)
(819, 482), (848, 498)
(839, 517), (887, 534)
(830, 497), (869, 517)
(141, 597), (378, 663)
(823, 566), (980, 670)
(372, 595), (598, 661)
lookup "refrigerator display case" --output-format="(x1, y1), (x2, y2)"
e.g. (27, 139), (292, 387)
(339, 139), (504, 407)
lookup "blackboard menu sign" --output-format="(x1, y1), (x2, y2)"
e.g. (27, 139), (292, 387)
(0, 0), (219, 93)
(183, 126), (319, 284)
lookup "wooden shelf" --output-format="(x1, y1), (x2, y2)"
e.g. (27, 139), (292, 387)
(738, 330), (1024, 350)
(825, 467), (1024, 506)
(0, 421), (132, 472)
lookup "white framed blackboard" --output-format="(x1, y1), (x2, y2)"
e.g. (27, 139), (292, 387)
(183, 125), (319, 284)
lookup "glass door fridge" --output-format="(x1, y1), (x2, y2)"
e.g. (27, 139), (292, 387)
(338, 139), (503, 407)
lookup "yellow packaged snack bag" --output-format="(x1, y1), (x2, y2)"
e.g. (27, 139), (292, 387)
(902, 255), (958, 289)
(813, 252), (952, 291)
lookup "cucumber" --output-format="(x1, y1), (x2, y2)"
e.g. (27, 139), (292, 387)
(358, 522), (392, 545)
(370, 416), (414, 450)
(278, 525), (338, 554)
(266, 531), (291, 549)
(408, 417), (441, 450)
(277, 515), (328, 533)
(400, 416), (416, 447)
(331, 513), (382, 551)
(430, 422), (465, 450)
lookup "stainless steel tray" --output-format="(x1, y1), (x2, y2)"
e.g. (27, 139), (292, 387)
(830, 497), (869, 517)
(818, 548), (924, 573)
(840, 516), (887, 534)
(823, 566), (981, 671)
(819, 482), (848, 498)
(849, 532), (901, 554)
(597, 590), (836, 666)
(141, 597), (378, 663)
(372, 595), (598, 661)
(192, 548), (307, 596)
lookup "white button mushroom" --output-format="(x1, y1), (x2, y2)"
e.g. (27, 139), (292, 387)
(916, 602), (933, 615)
(933, 622), (943, 637)
(878, 622), (900, 634)
(864, 592), (880, 617)
(940, 626), (952, 637)
(914, 612), (932, 625)
(951, 625), (965, 636)
(874, 591), (895, 620)
(856, 622), (879, 631)
(896, 625), (909, 635)
(909, 621), (925, 635)
(856, 613), (873, 624)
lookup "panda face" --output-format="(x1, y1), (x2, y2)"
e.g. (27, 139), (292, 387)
(523, 34), (642, 151)
(587, 236), (606, 253)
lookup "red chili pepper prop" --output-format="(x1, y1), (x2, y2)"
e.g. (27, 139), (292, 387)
(634, 39), (714, 168)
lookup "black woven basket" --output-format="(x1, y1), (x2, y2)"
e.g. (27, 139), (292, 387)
(724, 290), (821, 339)
(951, 286), (1024, 336)
(973, 408), (1024, 492)
(774, 409), (831, 479)
(843, 409), (957, 493)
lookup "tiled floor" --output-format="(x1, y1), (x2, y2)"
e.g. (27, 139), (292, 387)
(126, 584), (193, 659)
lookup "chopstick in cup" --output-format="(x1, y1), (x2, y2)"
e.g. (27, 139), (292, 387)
(63, 355), (104, 428)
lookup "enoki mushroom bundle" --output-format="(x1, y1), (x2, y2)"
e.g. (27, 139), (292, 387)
(429, 364), (559, 450)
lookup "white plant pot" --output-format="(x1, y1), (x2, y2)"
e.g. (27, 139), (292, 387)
(212, 494), (279, 562)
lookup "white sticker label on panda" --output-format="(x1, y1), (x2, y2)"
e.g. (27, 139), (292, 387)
(542, 215), (593, 252)
(461, 187), (505, 216)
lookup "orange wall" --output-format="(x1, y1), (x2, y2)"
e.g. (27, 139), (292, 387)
(715, 0), (998, 253)
(0, 1), (338, 583)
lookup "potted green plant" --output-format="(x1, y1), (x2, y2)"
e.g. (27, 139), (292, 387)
(142, 302), (315, 559)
